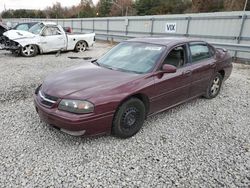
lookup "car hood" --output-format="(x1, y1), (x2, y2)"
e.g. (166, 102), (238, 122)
(42, 63), (141, 99)
(3, 30), (35, 40)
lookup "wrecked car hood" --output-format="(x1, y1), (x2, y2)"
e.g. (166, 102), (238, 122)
(3, 30), (35, 40)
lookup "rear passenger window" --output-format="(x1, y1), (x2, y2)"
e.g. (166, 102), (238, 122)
(190, 44), (210, 63)
(43, 27), (61, 36)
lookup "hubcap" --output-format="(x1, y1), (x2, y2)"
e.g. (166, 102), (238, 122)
(22, 45), (35, 56)
(121, 107), (139, 130)
(210, 76), (220, 96)
(76, 42), (86, 52)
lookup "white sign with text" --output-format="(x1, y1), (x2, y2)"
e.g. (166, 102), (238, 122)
(165, 23), (177, 33)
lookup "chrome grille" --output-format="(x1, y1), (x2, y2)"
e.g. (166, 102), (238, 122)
(39, 91), (58, 107)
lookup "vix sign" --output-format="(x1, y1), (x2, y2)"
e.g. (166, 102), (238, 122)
(165, 23), (177, 33)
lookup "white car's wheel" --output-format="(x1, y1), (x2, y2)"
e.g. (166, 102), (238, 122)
(75, 41), (87, 52)
(21, 44), (38, 57)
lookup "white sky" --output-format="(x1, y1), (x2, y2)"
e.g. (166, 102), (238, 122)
(0, 0), (99, 12)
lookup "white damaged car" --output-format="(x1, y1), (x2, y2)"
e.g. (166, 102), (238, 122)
(0, 22), (95, 57)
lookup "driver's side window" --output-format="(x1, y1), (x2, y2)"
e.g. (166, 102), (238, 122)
(163, 45), (186, 68)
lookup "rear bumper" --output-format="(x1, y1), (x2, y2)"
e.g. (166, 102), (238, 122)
(34, 95), (114, 136)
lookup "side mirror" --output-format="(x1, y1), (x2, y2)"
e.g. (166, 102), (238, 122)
(162, 64), (177, 73)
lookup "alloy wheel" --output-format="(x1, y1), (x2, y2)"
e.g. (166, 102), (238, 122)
(76, 41), (87, 52)
(22, 45), (35, 56)
(210, 76), (221, 96)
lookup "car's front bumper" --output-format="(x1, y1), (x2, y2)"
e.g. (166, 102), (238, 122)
(34, 95), (114, 136)
(0, 36), (20, 51)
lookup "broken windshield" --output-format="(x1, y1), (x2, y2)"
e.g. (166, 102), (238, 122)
(29, 23), (45, 35)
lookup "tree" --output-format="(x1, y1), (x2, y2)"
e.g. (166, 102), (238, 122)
(135, 0), (192, 15)
(45, 2), (65, 18)
(110, 0), (135, 16)
(192, 0), (224, 12)
(96, 0), (113, 17)
(135, 0), (160, 15)
(224, 0), (246, 11)
(1, 10), (14, 18)
(79, 2), (96, 18)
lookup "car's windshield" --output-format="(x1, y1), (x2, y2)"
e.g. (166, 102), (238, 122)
(98, 42), (166, 74)
(29, 23), (44, 34)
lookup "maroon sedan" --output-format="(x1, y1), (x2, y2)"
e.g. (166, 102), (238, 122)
(34, 38), (232, 138)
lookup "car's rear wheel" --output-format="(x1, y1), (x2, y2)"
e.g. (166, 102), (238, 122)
(112, 98), (145, 138)
(21, 44), (38, 57)
(204, 73), (223, 99)
(75, 41), (87, 52)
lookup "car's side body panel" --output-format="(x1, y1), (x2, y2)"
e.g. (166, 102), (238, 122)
(150, 67), (191, 114)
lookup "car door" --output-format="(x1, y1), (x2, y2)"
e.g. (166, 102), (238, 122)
(188, 42), (216, 97)
(151, 44), (192, 113)
(39, 26), (66, 52)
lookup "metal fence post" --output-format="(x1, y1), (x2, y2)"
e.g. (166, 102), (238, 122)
(125, 18), (129, 36)
(234, 14), (247, 59)
(185, 16), (191, 37)
(71, 19), (73, 30)
(150, 18), (154, 36)
(93, 19), (95, 32)
(81, 19), (83, 33)
(107, 19), (109, 41)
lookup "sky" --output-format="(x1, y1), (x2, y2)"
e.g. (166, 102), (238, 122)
(0, 0), (99, 12)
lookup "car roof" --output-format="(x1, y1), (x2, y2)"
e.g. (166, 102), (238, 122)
(127, 37), (206, 47)
(41, 22), (57, 26)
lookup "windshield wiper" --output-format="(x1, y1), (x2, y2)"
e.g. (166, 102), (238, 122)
(91, 59), (100, 66)
(101, 64), (116, 70)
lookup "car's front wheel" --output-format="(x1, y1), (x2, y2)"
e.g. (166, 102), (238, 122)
(204, 73), (223, 99)
(21, 44), (38, 57)
(112, 98), (146, 138)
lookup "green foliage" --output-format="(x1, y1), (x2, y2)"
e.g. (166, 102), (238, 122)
(96, 0), (113, 17)
(135, 0), (192, 15)
(79, 3), (96, 18)
(1, 9), (46, 18)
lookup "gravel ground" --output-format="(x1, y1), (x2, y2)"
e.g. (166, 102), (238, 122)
(0, 42), (249, 187)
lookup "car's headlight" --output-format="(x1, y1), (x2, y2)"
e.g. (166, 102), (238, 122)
(58, 99), (94, 114)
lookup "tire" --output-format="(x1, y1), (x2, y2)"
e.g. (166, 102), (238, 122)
(75, 41), (87, 52)
(112, 98), (146, 138)
(21, 44), (38, 57)
(204, 73), (223, 99)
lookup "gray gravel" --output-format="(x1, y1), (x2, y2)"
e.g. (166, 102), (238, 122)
(0, 42), (249, 187)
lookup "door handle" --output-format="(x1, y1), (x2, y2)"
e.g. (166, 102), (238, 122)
(182, 70), (192, 76)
